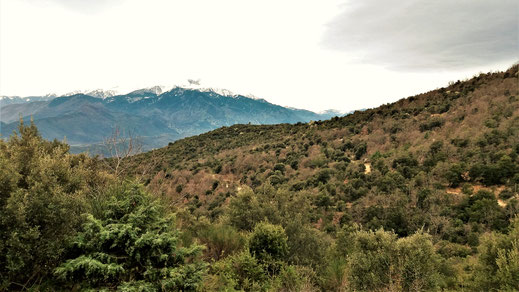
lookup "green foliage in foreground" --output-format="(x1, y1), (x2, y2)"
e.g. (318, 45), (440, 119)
(0, 123), (206, 291)
(248, 222), (288, 274)
(1, 113), (519, 291)
(337, 228), (441, 291)
(0, 120), (109, 289)
(472, 218), (519, 291)
(54, 183), (207, 291)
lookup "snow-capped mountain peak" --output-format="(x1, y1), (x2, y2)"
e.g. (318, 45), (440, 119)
(128, 85), (172, 96)
(0, 96), (18, 100)
(62, 89), (118, 99)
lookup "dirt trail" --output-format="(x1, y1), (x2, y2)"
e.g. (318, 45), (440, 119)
(446, 185), (510, 207)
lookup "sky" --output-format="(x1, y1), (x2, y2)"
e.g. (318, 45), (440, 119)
(0, 0), (517, 112)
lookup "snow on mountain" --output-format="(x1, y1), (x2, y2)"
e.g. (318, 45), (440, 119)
(2, 85), (345, 116)
(172, 80), (241, 98)
(85, 89), (118, 99)
(62, 89), (118, 99)
(127, 85), (171, 96)
(0, 96), (19, 100)
(0, 94), (57, 106)
(202, 87), (237, 97)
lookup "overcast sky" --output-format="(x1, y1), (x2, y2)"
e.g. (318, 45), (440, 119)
(0, 0), (517, 112)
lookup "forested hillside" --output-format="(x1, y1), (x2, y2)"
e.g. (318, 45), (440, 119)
(129, 65), (519, 228)
(124, 65), (519, 290)
(1, 65), (518, 291)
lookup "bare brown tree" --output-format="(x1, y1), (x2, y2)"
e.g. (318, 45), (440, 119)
(102, 126), (142, 178)
(101, 126), (161, 182)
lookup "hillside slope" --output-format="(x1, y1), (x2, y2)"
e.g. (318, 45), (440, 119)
(127, 65), (518, 237)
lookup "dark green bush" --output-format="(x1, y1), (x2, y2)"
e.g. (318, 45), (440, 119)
(54, 183), (206, 291)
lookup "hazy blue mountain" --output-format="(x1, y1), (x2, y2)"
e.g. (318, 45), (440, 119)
(0, 94), (57, 106)
(0, 87), (341, 154)
(0, 121), (6, 135)
(1, 94), (179, 149)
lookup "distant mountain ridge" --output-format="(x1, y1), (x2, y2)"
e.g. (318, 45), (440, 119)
(0, 94), (57, 106)
(0, 87), (342, 153)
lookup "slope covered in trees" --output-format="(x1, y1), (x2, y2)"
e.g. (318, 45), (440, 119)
(128, 66), (519, 290)
(0, 122), (206, 290)
(129, 65), (519, 228)
(123, 65), (519, 290)
(1, 65), (518, 291)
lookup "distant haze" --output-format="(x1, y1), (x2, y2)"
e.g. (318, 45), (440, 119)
(1, 0), (517, 112)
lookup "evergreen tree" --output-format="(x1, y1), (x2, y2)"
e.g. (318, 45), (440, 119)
(55, 183), (207, 291)
(0, 120), (109, 290)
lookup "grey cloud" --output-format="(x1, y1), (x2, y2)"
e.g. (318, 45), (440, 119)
(188, 79), (201, 86)
(324, 0), (518, 71)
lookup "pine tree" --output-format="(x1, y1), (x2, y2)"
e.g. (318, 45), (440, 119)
(54, 183), (207, 291)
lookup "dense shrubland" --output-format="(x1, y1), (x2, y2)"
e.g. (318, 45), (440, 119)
(1, 65), (518, 290)
(0, 123), (205, 291)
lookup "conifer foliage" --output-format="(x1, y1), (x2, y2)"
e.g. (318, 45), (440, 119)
(54, 183), (207, 291)
(0, 121), (206, 291)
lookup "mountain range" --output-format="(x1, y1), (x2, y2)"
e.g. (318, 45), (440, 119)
(0, 87), (341, 154)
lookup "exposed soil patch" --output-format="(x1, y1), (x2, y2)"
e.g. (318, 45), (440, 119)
(446, 184), (509, 207)
(364, 163), (371, 174)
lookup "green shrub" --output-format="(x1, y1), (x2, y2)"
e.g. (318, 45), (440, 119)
(419, 118), (444, 132)
(228, 188), (265, 231)
(315, 168), (334, 184)
(0, 121), (111, 289)
(345, 229), (442, 291)
(285, 220), (329, 269)
(445, 163), (465, 187)
(347, 228), (398, 290)
(499, 189), (515, 200)
(54, 183), (206, 291)
(354, 142), (367, 160)
(249, 222), (288, 273)
(473, 217), (519, 290)
(273, 163), (286, 173)
(197, 224), (246, 261)
(271, 265), (313, 292)
(436, 241), (472, 258)
(208, 251), (268, 291)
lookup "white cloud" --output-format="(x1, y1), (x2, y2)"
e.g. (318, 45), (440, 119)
(0, 0), (516, 112)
